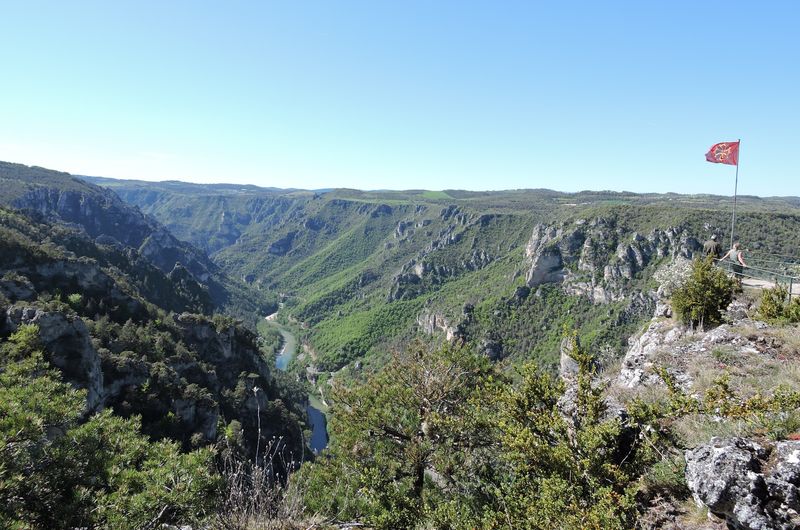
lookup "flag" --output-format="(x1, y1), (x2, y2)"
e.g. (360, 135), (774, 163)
(705, 141), (739, 165)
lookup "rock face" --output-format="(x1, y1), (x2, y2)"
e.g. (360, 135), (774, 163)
(0, 166), (232, 311)
(0, 274), (35, 301)
(686, 437), (800, 530)
(4, 307), (104, 412)
(173, 313), (272, 388)
(416, 311), (459, 342)
(13, 184), (213, 282)
(268, 231), (297, 256)
(652, 257), (693, 317)
(617, 319), (688, 389)
(388, 209), (497, 302)
(524, 219), (701, 304)
(559, 335), (580, 380)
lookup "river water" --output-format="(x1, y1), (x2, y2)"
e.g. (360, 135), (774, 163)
(268, 317), (329, 453)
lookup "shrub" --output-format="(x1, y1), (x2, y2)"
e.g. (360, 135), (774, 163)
(671, 257), (735, 328)
(757, 285), (800, 324)
(293, 331), (800, 529)
(66, 293), (83, 310)
(296, 341), (497, 528)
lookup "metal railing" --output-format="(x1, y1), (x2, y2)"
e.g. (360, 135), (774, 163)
(748, 249), (800, 264)
(714, 258), (800, 301)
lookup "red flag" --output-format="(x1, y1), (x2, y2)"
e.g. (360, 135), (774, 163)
(705, 141), (739, 165)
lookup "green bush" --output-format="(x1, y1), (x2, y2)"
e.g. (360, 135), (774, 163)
(757, 285), (800, 324)
(671, 257), (735, 328)
(295, 333), (800, 529)
(296, 341), (497, 528)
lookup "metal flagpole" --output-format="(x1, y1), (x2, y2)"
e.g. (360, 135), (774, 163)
(729, 138), (741, 249)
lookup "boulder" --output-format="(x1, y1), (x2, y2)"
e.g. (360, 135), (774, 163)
(686, 437), (800, 530)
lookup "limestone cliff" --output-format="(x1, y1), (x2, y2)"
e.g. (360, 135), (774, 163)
(524, 218), (701, 303)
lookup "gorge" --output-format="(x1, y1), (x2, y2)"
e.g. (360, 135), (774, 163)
(2, 161), (800, 528)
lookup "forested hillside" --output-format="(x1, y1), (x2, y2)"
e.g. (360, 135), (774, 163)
(0, 164), (310, 528)
(88, 174), (800, 378)
(3, 162), (800, 528)
(1, 162), (276, 325)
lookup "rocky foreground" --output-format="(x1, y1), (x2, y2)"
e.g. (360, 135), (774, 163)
(604, 265), (800, 529)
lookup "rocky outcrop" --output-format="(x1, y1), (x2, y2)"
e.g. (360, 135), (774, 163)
(174, 395), (218, 442)
(14, 186), (207, 272)
(416, 311), (459, 342)
(559, 335), (581, 380)
(395, 219), (414, 239)
(7, 173), (220, 297)
(388, 212), (498, 301)
(0, 273), (35, 301)
(268, 231), (297, 256)
(617, 315), (765, 391)
(686, 437), (800, 530)
(525, 224), (578, 286)
(651, 257), (693, 317)
(137, 227), (211, 281)
(172, 313), (272, 387)
(0, 304), (282, 444)
(371, 204), (393, 217)
(4, 307), (104, 412)
(524, 219), (701, 304)
(617, 319), (689, 389)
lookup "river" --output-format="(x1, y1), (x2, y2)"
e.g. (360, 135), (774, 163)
(265, 315), (329, 453)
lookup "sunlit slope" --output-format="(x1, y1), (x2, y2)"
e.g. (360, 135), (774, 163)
(85, 174), (800, 372)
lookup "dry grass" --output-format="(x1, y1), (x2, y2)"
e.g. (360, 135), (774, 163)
(675, 498), (726, 529)
(208, 438), (334, 530)
(609, 305), (800, 447)
(637, 495), (726, 530)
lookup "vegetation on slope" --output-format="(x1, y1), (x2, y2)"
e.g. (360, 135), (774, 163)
(0, 162), (276, 326)
(0, 325), (220, 529)
(295, 335), (800, 529)
(91, 174), (800, 378)
(0, 204), (310, 527)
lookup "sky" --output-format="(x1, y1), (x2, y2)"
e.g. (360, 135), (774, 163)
(1, 1), (798, 195)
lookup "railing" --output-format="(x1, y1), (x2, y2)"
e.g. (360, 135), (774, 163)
(715, 258), (800, 301)
(747, 249), (800, 264)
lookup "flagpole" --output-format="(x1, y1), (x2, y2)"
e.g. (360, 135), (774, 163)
(729, 138), (740, 249)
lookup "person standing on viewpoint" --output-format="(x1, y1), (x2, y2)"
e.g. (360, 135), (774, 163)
(721, 241), (747, 284)
(703, 234), (722, 259)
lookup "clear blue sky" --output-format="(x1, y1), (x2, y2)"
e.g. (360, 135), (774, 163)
(1, 1), (797, 195)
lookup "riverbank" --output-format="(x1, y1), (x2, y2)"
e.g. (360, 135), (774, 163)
(260, 315), (328, 453)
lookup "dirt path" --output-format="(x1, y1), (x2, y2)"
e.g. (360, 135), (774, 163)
(742, 277), (800, 295)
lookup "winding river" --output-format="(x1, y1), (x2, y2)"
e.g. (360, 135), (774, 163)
(267, 316), (329, 453)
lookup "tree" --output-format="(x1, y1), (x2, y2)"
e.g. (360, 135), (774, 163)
(671, 256), (734, 328)
(297, 341), (499, 528)
(480, 336), (647, 529)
